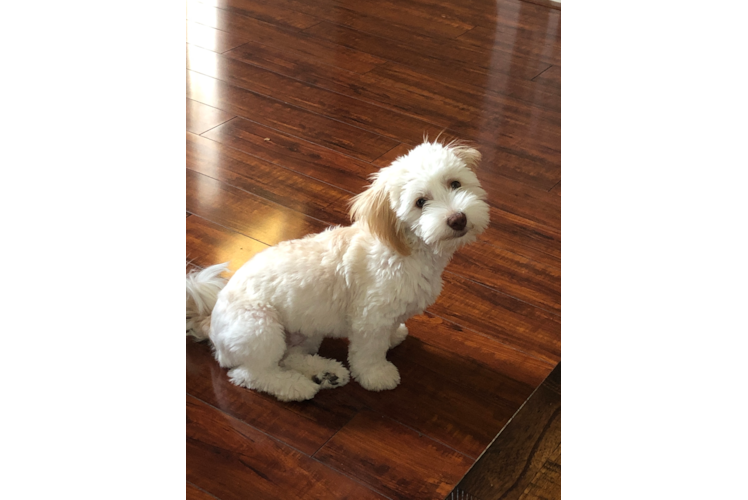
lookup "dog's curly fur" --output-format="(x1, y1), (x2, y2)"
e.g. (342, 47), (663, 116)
(186, 140), (490, 401)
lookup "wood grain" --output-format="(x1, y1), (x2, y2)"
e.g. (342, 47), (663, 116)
(187, 131), (353, 222)
(201, 116), (377, 193)
(186, 168), (329, 245)
(224, 39), (561, 115)
(186, 215), (268, 273)
(187, 0), (385, 73)
(433, 273), (561, 364)
(187, 482), (219, 500)
(457, 24), (560, 66)
(188, 0), (319, 31)
(304, 21), (549, 82)
(210, 0), (473, 42)
(187, 69), (398, 162)
(448, 363), (561, 500)
(187, 98), (234, 135)
(187, 395), (388, 500)
(532, 64), (561, 92)
(187, 43), (445, 144)
(315, 411), (474, 500)
(449, 240), (560, 313)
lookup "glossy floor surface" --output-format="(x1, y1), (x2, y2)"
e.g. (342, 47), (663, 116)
(185, 0), (560, 498)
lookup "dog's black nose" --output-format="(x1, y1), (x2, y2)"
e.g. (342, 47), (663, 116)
(447, 212), (467, 231)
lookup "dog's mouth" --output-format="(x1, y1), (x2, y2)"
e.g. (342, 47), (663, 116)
(448, 229), (469, 239)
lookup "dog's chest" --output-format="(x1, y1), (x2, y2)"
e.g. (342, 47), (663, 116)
(394, 257), (445, 317)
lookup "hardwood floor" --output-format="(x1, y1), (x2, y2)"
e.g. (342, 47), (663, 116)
(448, 363), (561, 500)
(185, 0), (560, 498)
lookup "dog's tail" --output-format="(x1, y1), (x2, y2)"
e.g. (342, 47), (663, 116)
(186, 263), (229, 341)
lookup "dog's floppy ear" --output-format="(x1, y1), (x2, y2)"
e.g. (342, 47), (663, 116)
(449, 141), (482, 171)
(350, 177), (411, 256)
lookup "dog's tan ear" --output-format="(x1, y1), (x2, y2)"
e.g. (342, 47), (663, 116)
(448, 141), (482, 170)
(350, 181), (411, 256)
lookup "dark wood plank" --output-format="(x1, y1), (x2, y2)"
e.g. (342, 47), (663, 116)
(304, 21), (549, 82)
(321, 342), (531, 459)
(187, 131), (352, 222)
(187, 98), (234, 135)
(224, 39), (561, 116)
(186, 20), (248, 54)
(187, 69), (399, 162)
(187, 395), (387, 500)
(221, 43), (560, 190)
(480, 207), (560, 266)
(209, 0), (474, 40)
(186, 168), (329, 245)
(517, 445), (561, 499)
(449, 240), (560, 314)
(477, 170), (560, 230)
(188, 0), (319, 31)
(532, 64), (561, 91)
(550, 180), (560, 196)
(315, 411), (474, 500)
(338, 63), (563, 178)
(186, 44), (445, 145)
(433, 273), (560, 364)
(418, 0), (561, 34)
(187, 482), (219, 500)
(457, 24), (560, 66)
(406, 313), (552, 389)
(317, 0), (473, 40)
(448, 363), (561, 500)
(187, 0), (385, 73)
(200, 117), (376, 193)
(520, 0), (561, 12)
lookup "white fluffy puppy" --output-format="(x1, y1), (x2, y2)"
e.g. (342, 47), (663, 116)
(186, 140), (490, 402)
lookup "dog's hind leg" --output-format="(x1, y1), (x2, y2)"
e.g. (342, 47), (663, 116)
(211, 301), (320, 402)
(389, 323), (408, 349)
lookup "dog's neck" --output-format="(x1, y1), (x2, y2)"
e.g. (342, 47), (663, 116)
(405, 233), (455, 272)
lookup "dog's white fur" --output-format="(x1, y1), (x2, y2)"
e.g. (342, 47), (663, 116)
(186, 140), (490, 401)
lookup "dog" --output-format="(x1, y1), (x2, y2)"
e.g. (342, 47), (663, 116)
(186, 139), (490, 401)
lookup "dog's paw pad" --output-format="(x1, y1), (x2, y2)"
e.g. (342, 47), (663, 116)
(313, 370), (348, 389)
(317, 372), (339, 386)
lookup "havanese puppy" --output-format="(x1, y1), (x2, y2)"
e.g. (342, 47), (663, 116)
(186, 139), (490, 401)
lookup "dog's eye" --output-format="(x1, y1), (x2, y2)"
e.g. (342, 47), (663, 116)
(415, 198), (427, 208)
(450, 181), (461, 189)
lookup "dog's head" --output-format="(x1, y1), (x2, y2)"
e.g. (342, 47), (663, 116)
(350, 140), (490, 255)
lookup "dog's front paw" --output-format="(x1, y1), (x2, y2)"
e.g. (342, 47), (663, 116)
(353, 362), (401, 391)
(389, 324), (408, 349)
